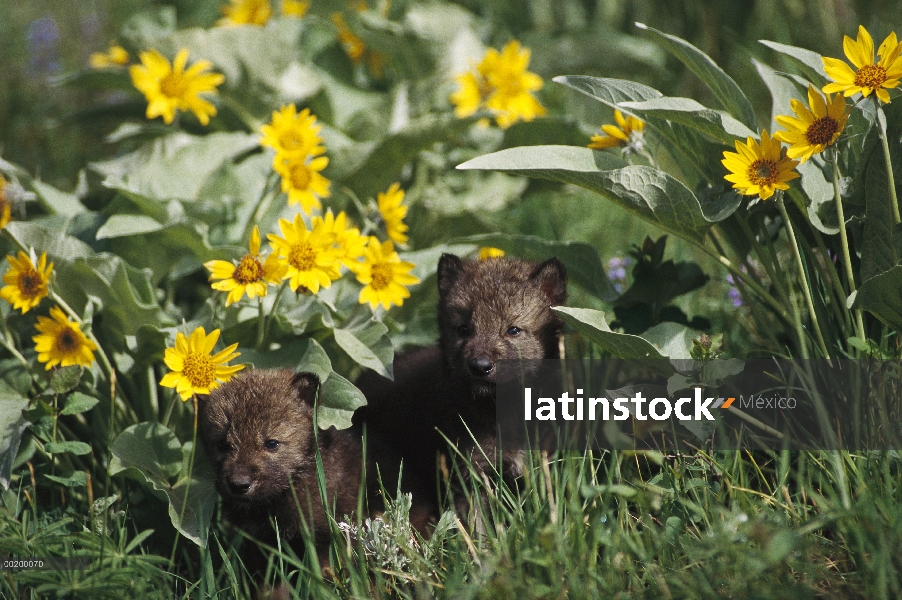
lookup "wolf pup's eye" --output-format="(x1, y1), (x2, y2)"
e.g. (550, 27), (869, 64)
(507, 326), (522, 336)
(457, 324), (469, 336)
(264, 439), (280, 451)
(217, 440), (231, 452)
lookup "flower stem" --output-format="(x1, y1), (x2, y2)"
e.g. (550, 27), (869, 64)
(776, 193), (830, 358)
(255, 296), (266, 350)
(263, 281), (289, 342)
(829, 149), (867, 341)
(242, 171), (279, 244)
(874, 97), (901, 224)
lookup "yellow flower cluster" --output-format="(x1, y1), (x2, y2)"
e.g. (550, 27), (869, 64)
(0, 251), (97, 370)
(451, 40), (546, 129)
(262, 104), (331, 214)
(719, 25), (902, 201)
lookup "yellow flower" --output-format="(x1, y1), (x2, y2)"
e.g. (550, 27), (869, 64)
(32, 307), (98, 371)
(0, 251), (53, 314)
(478, 247), (505, 260)
(774, 85), (849, 163)
(273, 154), (331, 214)
(356, 238), (420, 310)
(282, 0), (310, 17)
(450, 71), (485, 119)
(218, 0), (272, 26)
(90, 44), (129, 69)
(0, 175), (12, 229)
(160, 327), (244, 401)
(452, 41), (546, 129)
(260, 104), (325, 160)
(722, 130), (800, 201)
(130, 48), (225, 125)
(376, 182), (409, 245)
(589, 110), (645, 152)
(267, 213), (342, 293)
(204, 226), (286, 306)
(312, 211), (366, 270)
(823, 26), (902, 104)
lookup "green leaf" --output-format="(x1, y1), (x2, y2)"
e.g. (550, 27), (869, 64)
(449, 233), (619, 303)
(296, 338), (334, 382)
(60, 392), (100, 416)
(852, 266), (902, 332)
(334, 324), (393, 379)
(109, 423), (215, 547)
(0, 383), (29, 490)
(620, 97), (756, 145)
(45, 471), (88, 488)
(552, 75), (662, 109)
(457, 145), (711, 243)
(48, 366), (83, 395)
(636, 23), (757, 129)
(44, 441), (92, 456)
(638, 322), (699, 360)
(752, 58), (806, 132)
(318, 372), (367, 430)
(30, 180), (87, 217)
(861, 152), (897, 281)
(329, 112), (479, 200)
(795, 160), (839, 235)
(91, 132), (260, 202)
(120, 6), (177, 48)
(758, 40), (827, 80)
(552, 306), (667, 360)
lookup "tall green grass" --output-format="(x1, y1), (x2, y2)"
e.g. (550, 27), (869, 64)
(3, 441), (899, 598)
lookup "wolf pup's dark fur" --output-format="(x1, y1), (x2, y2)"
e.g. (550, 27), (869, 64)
(200, 369), (371, 569)
(354, 254), (567, 510)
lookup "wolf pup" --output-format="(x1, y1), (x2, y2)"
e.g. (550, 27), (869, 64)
(200, 369), (371, 569)
(354, 254), (567, 509)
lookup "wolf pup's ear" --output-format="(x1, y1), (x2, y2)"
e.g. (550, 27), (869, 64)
(291, 371), (320, 406)
(530, 258), (568, 306)
(437, 253), (465, 297)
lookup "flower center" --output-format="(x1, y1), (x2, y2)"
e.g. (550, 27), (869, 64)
(288, 242), (317, 271)
(233, 254), (264, 284)
(855, 64), (887, 90)
(288, 163), (312, 190)
(748, 159), (778, 186)
(279, 129), (307, 152)
(160, 73), (189, 99)
(18, 270), (43, 298)
(805, 117), (839, 146)
(56, 328), (79, 353)
(183, 352), (216, 389)
(370, 263), (393, 291)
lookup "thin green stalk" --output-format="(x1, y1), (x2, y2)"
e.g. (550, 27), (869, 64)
(808, 225), (852, 334)
(776, 193), (830, 358)
(874, 97), (901, 224)
(242, 171), (279, 244)
(263, 281), (289, 341)
(255, 296), (266, 350)
(830, 149), (867, 341)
